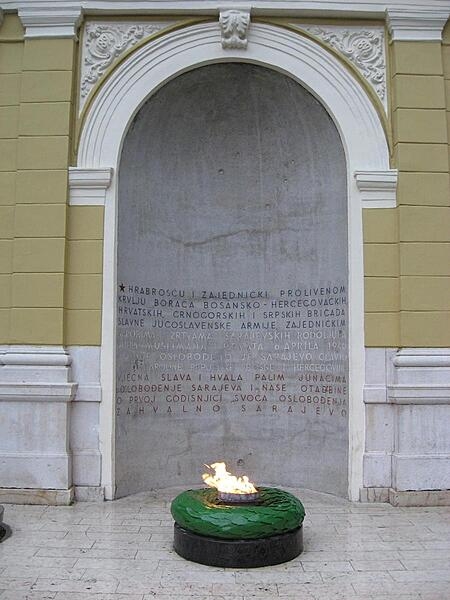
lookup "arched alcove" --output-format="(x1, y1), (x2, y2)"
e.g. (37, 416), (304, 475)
(76, 21), (391, 501)
(115, 63), (348, 498)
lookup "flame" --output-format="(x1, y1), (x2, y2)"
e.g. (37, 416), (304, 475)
(202, 462), (257, 494)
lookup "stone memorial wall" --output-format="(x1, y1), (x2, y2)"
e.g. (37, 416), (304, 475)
(116, 64), (348, 498)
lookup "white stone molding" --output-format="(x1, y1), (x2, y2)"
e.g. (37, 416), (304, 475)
(18, 5), (82, 39)
(387, 10), (449, 41)
(292, 24), (386, 109)
(68, 167), (113, 205)
(3, 0), (450, 19)
(0, 345), (73, 382)
(0, 346), (77, 497)
(76, 20), (391, 502)
(80, 21), (175, 110)
(363, 347), (450, 500)
(355, 170), (398, 209)
(219, 8), (250, 49)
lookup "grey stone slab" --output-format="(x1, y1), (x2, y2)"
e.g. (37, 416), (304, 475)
(116, 63), (348, 498)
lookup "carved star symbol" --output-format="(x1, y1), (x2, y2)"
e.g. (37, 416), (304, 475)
(119, 283), (125, 292)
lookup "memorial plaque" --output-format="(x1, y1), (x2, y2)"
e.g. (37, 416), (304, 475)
(116, 64), (348, 498)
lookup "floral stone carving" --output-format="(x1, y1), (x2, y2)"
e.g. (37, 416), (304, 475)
(295, 25), (386, 106)
(80, 21), (173, 109)
(219, 9), (251, 49)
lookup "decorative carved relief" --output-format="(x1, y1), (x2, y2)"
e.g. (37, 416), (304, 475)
(219, 10), (250, 49)
(294, 25), (386, 106)
(80, 21), (173, 110)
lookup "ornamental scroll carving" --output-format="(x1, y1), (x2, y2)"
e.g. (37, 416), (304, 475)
(219, 10), (251, 49)
(79, 21), (173, 110)
(294, 25), (386, 107)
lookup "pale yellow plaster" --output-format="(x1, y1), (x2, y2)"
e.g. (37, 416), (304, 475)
(13, 238), (66, 273)
(17, 136), (69, 170)
(392, 41), (443, 76)
(0, 310), (9, 343)
(393, 108), (448, 144)
(399, 206), (450, 242)
(364, 277), (399, 312)
(23, 39), (74, 71)
(0, 240), (12, 273)
(19, 102), (71, 136)
(12, 273), (64, 308)
(363, 244), (399, 277)
(363, 209), (398, 243)
(67, 207), (104, 240)
(21, 71), (73, 103)
(14, 204), (66, 238)
(0, 43), (23, 74)
(394, 143), (449, 172)
(0, 206), (14, 239)
(64, 274), (102, 310)
(365, 312), (399, 347)
(10, 307), (64, 344)
(401, 311), (450, 347)
(0, 140), (17, 171)
(64, 309), (102, 345)
(16, 170), (67, 204)
(0, 172), (16, 205)
(397, 172), (450, 207)
(0, 274), (11, 308)
(392, 75), (446, 109)
(0, 14), (24, 39)
(400, 276), (450, 312)
(0, 105), (18, 138)
(66, 240), (103, 274)
(0, 74), (21, 106)
(400, 243), (450, 276)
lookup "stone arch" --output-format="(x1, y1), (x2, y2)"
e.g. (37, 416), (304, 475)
(75, 20), (391, 500)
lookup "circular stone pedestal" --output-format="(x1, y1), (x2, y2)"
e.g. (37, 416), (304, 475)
(174, 522), (303, 568)
(0, 505), (12, 543)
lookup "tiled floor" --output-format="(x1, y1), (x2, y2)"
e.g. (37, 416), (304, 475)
(1, 488), (450, 600)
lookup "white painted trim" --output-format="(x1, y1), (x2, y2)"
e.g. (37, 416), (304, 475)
(18, 5), (83, 39)
(76, 20), (391, 502)
(387, 385), (450, 404)
(355, 170), (398, 209)
(0, 345), (71, 366)
(68, 167), (113, 206)
(393, 348), (450, 368)
(73, 383), (102, 402)
(0, 383), (77, 402)
(3, 0), (450, 19)
(387, 10), (449, 41)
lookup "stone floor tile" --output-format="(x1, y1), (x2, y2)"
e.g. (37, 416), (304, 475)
(390, 569), (450, 583)
(0, 577), (38, 591)
(212, 582), (278, 596)
(277, 582), (357, 599)
(0, 591), (57, 600)
(1, 567), (86, 581)
(55, 594), (144, 600)
(400, 558), (450, 571)
(301, 561), (353, 572)
(75, 557), (160, 572)
(31, 576), (120, 594)
(235, 570), (322, 585)
(350, 558), (405, 571)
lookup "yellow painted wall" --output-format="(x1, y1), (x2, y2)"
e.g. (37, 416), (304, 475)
(1, 14), (449, 348)
(0, 14), (23, 343)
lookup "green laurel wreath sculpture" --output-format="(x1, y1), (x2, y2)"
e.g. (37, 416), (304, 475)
(171, 487), (305, 540)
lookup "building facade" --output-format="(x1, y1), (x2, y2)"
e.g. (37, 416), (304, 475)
(0, 0), (449, 505)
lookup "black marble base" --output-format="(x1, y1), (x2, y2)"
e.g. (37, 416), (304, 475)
(173, 523), (303, 568)
(0, 505), (11, 543)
